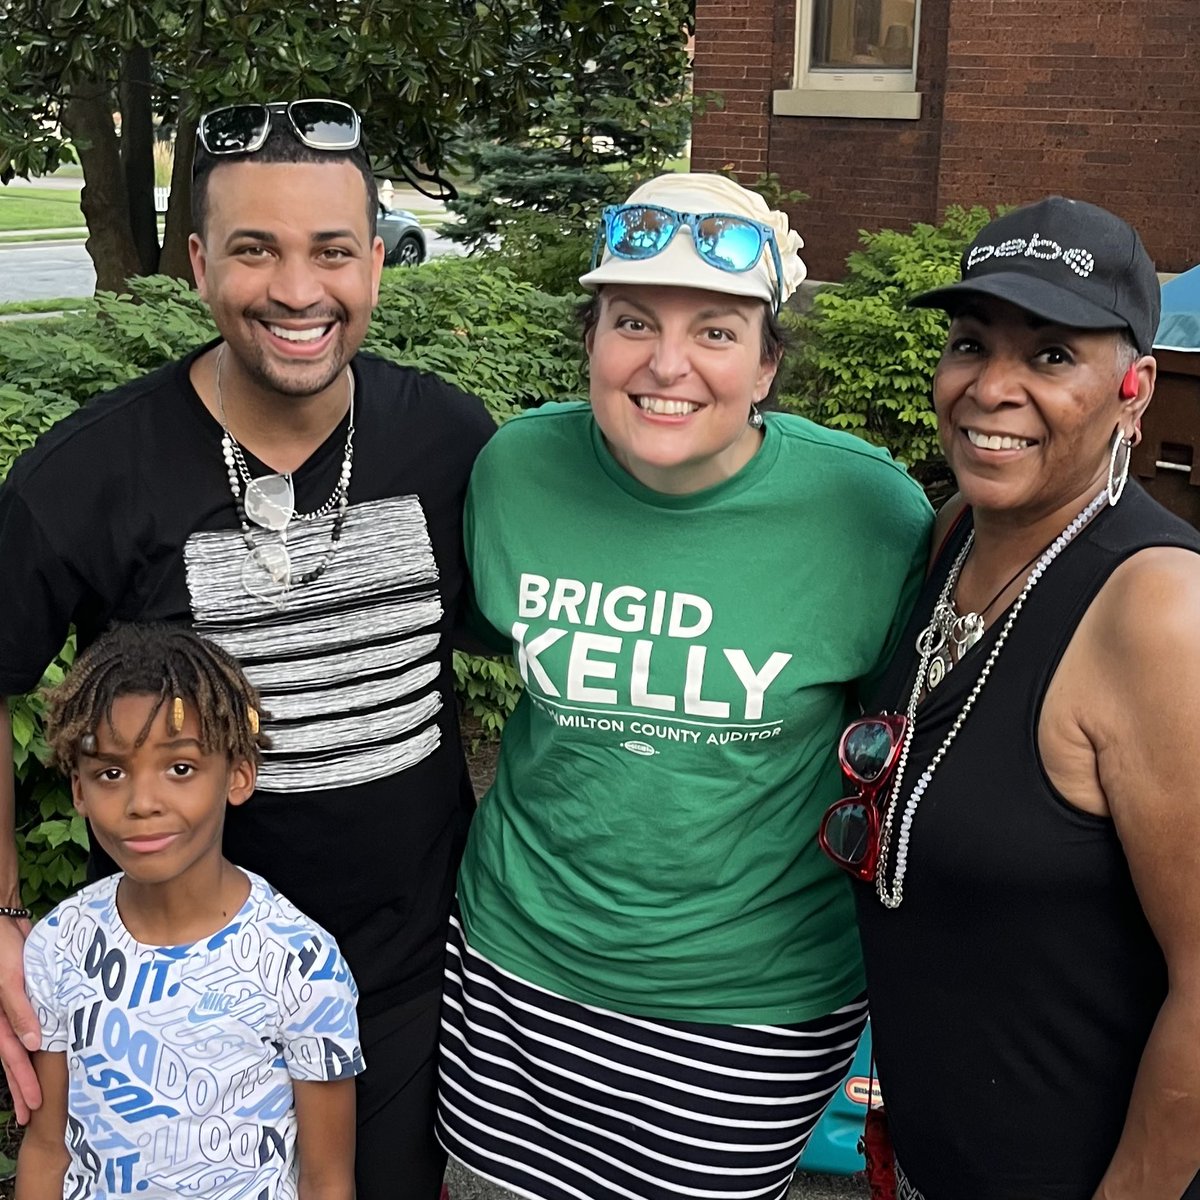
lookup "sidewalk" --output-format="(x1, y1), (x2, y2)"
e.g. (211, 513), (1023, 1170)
(0, 227), (85, 240)
(11, 174), (81, 191)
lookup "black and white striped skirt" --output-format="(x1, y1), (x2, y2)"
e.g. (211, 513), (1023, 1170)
(436, 909), (868, 1200)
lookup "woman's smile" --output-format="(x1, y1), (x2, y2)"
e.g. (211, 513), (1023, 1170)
(934, 296), (1132, 526)
(588, 284), (778, 495)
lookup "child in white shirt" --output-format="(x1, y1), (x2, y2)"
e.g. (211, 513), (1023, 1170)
(16, 624), (364, 1200)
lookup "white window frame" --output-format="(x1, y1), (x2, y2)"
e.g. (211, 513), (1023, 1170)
(774, 0), (923, 120)
(797, 0), (920, 91)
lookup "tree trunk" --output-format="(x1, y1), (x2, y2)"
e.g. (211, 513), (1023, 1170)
(119, 46), (159, 276)
(62, 82), (142, 293)
(160, 0), (207, 283)
(157, 107), (196, 283)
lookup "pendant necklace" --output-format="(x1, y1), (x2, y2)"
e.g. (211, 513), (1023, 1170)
(917, 542), (1045, 692)
(876, 488), (1110, 909)
(215, 345), (355, 602)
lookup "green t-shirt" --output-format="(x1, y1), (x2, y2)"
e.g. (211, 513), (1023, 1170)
(459, 403), (931, 1023)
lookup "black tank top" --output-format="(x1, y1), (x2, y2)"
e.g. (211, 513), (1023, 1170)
(855, 482), (1200, 1200)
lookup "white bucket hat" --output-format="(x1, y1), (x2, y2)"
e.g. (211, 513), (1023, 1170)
(579, 173), (807, 307)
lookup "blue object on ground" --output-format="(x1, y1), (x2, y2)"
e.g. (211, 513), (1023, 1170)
(795, 1021), (875, 1175)
(1157, 264), (1200, 352)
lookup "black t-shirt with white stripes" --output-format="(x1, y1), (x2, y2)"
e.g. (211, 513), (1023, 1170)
(0, 342), (495, 1012)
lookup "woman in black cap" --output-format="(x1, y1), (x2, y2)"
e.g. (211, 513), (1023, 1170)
(820, 197), (1200, 1199)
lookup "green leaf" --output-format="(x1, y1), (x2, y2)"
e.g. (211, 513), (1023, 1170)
(9, 707), (33, 749)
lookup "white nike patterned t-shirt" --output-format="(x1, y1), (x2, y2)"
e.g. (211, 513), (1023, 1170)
(24, 870), (364, 1199)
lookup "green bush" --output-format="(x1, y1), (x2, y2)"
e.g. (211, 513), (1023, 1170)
(778, 205), (996, 492)
(0, 383), (97, 914)
(10, 644), (88, 911)
(364, 256), (588, 418)
(453, 653), (523, 741)
(1, 259), (579, 909)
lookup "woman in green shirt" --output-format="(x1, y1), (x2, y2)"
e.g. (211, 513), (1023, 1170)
(436, 172), (932, 1200)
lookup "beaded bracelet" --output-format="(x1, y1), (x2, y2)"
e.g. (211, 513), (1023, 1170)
(0, 906), (31, 920)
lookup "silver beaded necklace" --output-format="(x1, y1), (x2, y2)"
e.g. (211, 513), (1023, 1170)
(216, 345), (355, 525)
(874, 487), (1111, 909)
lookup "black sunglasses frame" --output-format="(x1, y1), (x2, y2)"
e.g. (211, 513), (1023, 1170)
(196, 100), (361, 159)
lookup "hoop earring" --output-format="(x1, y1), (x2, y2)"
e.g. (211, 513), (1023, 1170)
(1107, 427), (1132, 506)
(748, 403), (764, 430)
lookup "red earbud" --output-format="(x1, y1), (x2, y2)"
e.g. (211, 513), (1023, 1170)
(1120, 365), (1139, 401)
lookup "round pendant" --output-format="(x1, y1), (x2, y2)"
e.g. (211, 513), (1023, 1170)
(244, 473), (295, 532)
(927, 653), (946, 690)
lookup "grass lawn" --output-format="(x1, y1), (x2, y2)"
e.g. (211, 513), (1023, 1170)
(0, 296), (84, 316)
(0, 187), (84, 231)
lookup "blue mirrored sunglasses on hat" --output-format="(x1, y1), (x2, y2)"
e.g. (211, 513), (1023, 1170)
(591, 203), (784, 312)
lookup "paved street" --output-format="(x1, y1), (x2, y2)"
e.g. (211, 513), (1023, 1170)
(0, 179), (462, 303)
(0, 240), (96, 303)
(0, 230), (464, 304)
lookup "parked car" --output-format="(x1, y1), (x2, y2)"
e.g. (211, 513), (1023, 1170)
(378, 203), (426, 266)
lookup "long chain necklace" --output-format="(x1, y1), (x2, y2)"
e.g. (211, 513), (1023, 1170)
(918, 544), (1046, 691)
(215, 345), (355, 598)
(875, 488), (1110, 909)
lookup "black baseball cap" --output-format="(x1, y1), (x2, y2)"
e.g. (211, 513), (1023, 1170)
(910, 197), (1160, 354)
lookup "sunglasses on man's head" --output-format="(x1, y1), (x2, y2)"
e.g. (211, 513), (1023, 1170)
(818, 713), (908, 882)
(196, 99), (361, 160)
(591, 203), (784, 312)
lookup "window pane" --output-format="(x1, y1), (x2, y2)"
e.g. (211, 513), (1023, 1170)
(810, 0), (915, 70)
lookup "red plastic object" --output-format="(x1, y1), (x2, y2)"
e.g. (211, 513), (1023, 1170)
(859, 1106), (897, 1200)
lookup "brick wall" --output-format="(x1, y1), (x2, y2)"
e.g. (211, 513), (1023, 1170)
(693, 0), (952, 279)
(936, 0), (1200, 273)
(691, 0), (778, 180)
(691, 0), (1200, 278)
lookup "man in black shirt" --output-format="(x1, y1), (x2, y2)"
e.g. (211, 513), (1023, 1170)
(0, 101), (494, 1199)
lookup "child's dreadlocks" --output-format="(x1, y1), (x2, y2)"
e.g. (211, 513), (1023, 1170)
(44, 624), (270, 775)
